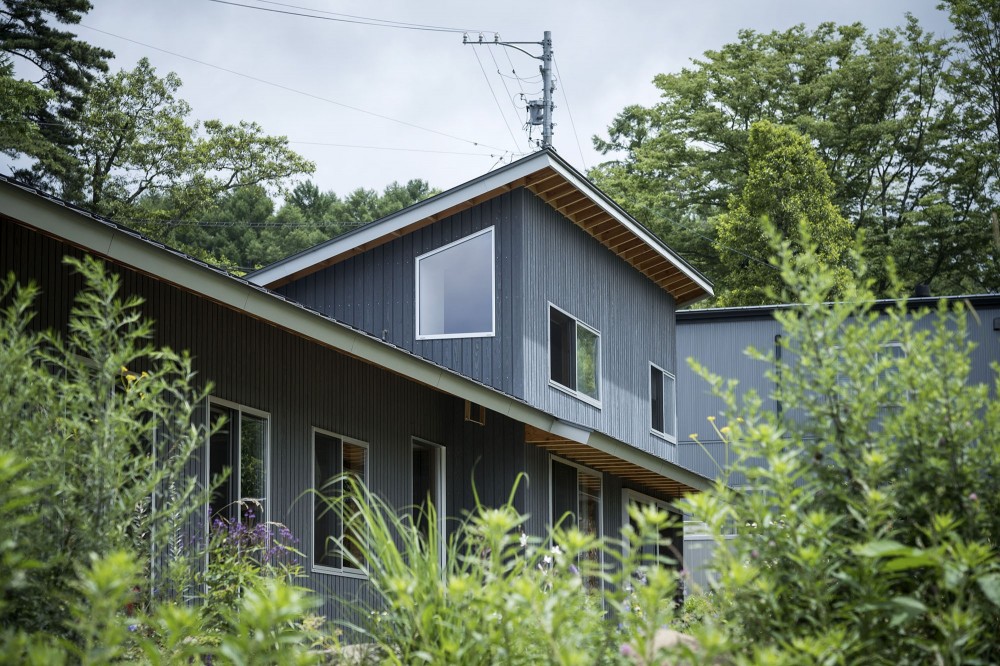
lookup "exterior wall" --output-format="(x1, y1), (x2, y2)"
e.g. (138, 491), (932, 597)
(676, 300), (1000, 592)
(0, 219), (543, 624)
(677, 314), (780, 486)
(277, 192), (524, 398)
(519, 189), (680, 463)
(3, 216), (676, 620)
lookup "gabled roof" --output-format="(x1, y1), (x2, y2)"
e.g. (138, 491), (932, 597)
(248, 149), (713, 306)
(0, 173), (712, 496)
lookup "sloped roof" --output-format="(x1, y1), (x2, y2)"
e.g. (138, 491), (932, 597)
(248, 150), (713, 306)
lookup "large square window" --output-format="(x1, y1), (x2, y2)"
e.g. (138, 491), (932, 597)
(650, 364), (676, 441)
(416, 227), (495, 339)
(549, 305), (601, 405)
(313, 430), (368, 574)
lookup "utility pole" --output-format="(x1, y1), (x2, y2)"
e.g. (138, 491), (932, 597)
(464, 31), (555, 150)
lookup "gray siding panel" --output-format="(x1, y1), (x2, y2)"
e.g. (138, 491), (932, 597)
(519, 189), (679, 463)
(278, 193), (523, 398)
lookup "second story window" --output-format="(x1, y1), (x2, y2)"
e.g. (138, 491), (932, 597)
(650, 364), (677, 442)
(549, 305), (601, 405)
(416, 227), (495, 339)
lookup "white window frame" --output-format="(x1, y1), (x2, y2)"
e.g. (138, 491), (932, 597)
(311, 427), (369, 578)
(411, 437), (447, 571)
(548, 456), (603, 542)
(621, 488), (681, 555)
(204, 397), (271, 573)
(415, 226), (496, 340)
(547, 302), (602, 408)
(548, 456), (604, 593)
(649, 363), (677, 443)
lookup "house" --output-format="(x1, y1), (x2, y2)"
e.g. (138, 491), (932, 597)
(675, 297), (1000, 590)
(0, 149), (713, 621)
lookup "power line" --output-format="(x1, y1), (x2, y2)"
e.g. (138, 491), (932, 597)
(77, 23), (511, 153)
(208, 0), (481, 33)
(471, 46), (521, 153)
(251, 0), (492, 34)
(486, 45), (529, 152)
(0, 119), (508, 159)
(553, 56), (587, 171)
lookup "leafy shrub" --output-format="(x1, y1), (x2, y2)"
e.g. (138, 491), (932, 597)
(680, 228), (1000, 664)
(320, 475), (691, 665)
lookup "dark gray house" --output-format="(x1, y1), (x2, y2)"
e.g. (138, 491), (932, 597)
(0, 149), (713, 620)
(676, 297), (1000, 589)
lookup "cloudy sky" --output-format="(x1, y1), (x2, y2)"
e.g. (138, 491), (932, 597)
(69, 0), (952, 196)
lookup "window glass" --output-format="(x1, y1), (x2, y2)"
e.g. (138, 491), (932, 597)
(208, 403), (268, 524)
(549, 306), (601, 404)
(550, 308), (574, 388)
(417, 228), (494, 338)
(650, 366), (676, 440)
(313, 431), (368, 573)
(576, 326), (600, 400)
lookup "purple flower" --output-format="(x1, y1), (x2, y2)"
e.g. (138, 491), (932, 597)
(569, 564), (579, 576)
(620, 643), (637, 657)
(969, 492), (979, 501)
(128, 624), (139, 632)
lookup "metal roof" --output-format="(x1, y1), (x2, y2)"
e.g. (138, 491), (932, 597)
(248, 149), (714, 306)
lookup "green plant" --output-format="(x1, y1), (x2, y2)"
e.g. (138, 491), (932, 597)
(680, 224), (1000, 664)
(319, 474), (695, 665)
(0, 257), (209, 633)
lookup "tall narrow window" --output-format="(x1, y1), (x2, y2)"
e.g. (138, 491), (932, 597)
(313, 430), (368, 574)
(208, 401), (268, 525)
(650, 364), (676, 441)
(551, 459), (603, 589)
(549, 305), (601, 405)
(416, 227), (495, 339)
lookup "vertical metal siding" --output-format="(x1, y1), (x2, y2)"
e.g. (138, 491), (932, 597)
(278, 192), (523, 398)
(519, 190), (679, 463)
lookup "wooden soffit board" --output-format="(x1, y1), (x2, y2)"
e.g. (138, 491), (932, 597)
(521, 167), (704, 306)
(524, 424), (697, 499)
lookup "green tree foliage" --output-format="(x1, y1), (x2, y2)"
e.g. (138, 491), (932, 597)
(0, 0), (112, 184)
(681, 235), (1000, 662)
(593, 15), (998, 298)
(144, 178), (438, 271)
(938, 0), (1000, 287)
(714, 120), (853, 305)
(66, 57), (314, 223)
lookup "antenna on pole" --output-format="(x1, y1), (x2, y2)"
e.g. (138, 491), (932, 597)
(464, 30), (555, 151)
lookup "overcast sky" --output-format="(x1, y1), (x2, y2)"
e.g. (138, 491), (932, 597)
(68, 0), (952, 197)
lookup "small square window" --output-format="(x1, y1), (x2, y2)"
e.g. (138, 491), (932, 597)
(549, 305), (601, 405)
(650, 365), (676, 441)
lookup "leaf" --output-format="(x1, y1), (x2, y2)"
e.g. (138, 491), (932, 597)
(854, 540), (909, 558)
(977, 574), (1000, 608)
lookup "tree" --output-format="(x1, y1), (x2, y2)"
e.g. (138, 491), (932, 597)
(714, 120), (853, 305)
(592, 17), (995, 297)
(66, 58), (313, 222)
(938, 0), (1000, 288)
(682, 236), (1000, 663)
(0, 0), (112, 183)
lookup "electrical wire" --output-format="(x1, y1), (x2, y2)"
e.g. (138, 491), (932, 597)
(553, 56), (587, 171)
(471, 47), (522, 153)
(208, 0), (494, 35)
(485, 45), (529, 152)
(252, 0), (491, 34)
(77, 24), (511, 153)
